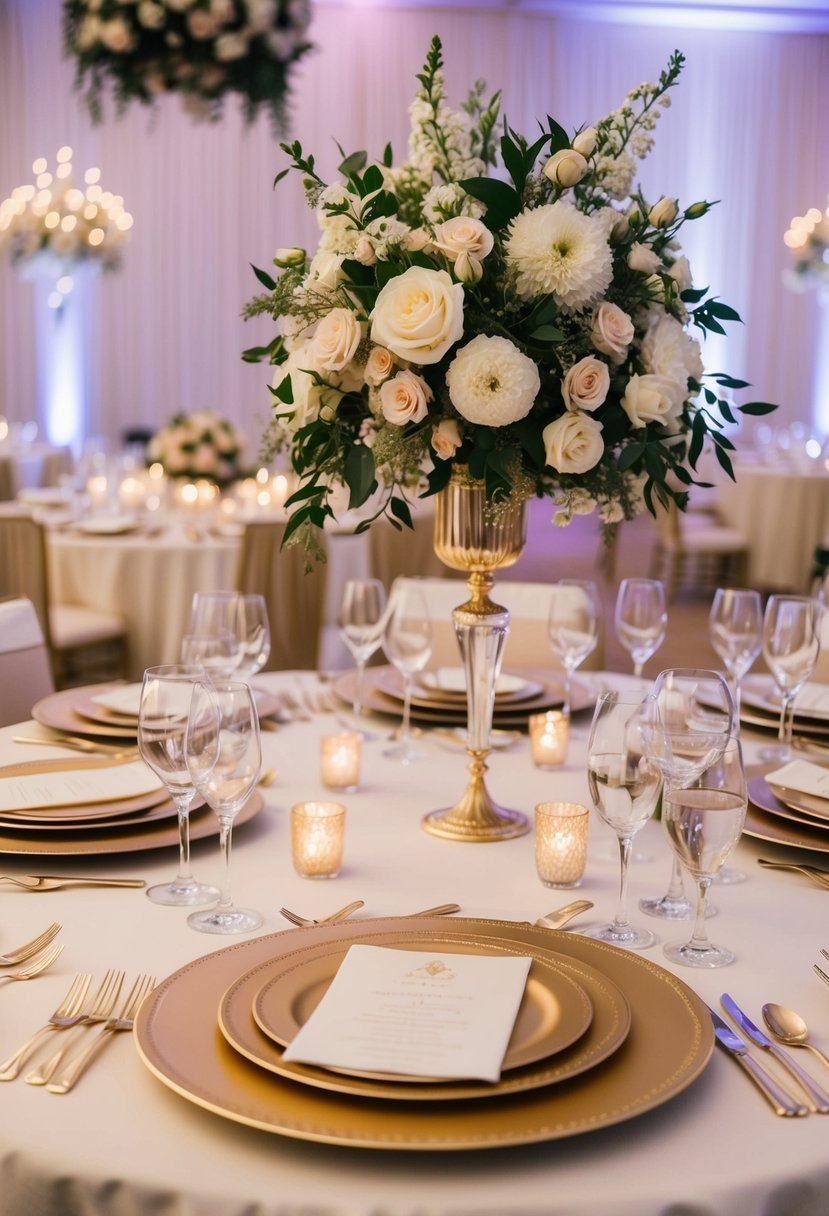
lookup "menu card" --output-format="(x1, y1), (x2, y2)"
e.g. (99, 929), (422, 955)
(0, 761), (164, 811)
(793, 685), (829, 718)
(281, 944), (532, 1082)
(766, 759), (829, 800)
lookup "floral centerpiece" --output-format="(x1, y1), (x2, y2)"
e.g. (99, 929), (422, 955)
(245, 38), (774, 561)
(0, 148), (132, 287)
(148, 411), (249, 486)
(784, 200), (829, 294)
(62, 0), (312, 131)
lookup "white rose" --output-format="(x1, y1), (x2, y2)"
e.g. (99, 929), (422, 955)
(353, 236), (376, 266)
(620, 373), (682, 428)
(307, 249), (344, 290)
(572, 127), (598, 157)
(627, 242), (662, 274)
(543, 413), (604, 475)
(370, 266), (464, 366)
(379, 369), (433, 427)
(649, 197), (679, 228)
(75, 15), (102, 48)
(404, 227), (433, 253)
(591, 302), (634, 363)
(668, 254), (693, 293)
(431, 419), (462, 460)
(99, 17), (133, 50)
(454, 252), (483, 283)
(187, 10), (218, 37)
(274, 247), (305, 268)
(137, 1), (165, 28)
(308, 308), (362, 373)
(433, 216), (493, 263)
(542, 149), (588, 188)
(214, 32), (249, 61)
(364, 346), (395, 386)
(561, 357), (610, 412)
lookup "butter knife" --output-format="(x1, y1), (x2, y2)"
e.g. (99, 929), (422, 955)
(708, 1006), (808, 1117)
(721, 993), (829, 1113)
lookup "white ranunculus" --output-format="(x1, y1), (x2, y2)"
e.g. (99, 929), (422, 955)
(543, 412), (604, 474)
(561, 357), (610, 412)
(505, 201), (612, 311)
(431, 418), (462, 460)
(379, 369), (433, 426)
(627, 242), (662, 275)
(591, 302), (634, 363)
(649, 197), (679, 228)
(364, 346), (395, 386)
(370, 266), (464, 366)
(446, 335), (539, 427)
(308, 308), (362, 373)
(572, 126), (598, 157)
(542, 149), (588, 188)
(620, 373), (683, 429)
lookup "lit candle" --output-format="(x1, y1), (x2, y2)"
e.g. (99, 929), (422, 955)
(291, 801), (346, 879)
(528, 710), (569, 768)
(534, 802), (589, 888)
(86, 473), (109, 511)
(320, 731), (361, 792)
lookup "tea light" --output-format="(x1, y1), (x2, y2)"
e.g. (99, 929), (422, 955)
(528, 710), (569, 768)
(535, 801), (589, 888)
(291, 801), (346, 879)
(320, 731), (361, 792)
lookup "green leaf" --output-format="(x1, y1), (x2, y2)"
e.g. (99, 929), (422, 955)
(708, 373), (751, 389)
(714, 445), (736, 480)
(703, 388), (717, 405)
(500, 130), (527, 194)
(251, 263), (276, 291)
(737, 401), (778, 416)
(529, 325), (565, 343)
(338, 150), (367, 179)
(282, 504), (312, 546)
(706, 300), (742, 322)
(241, 344), (274, 364)
(617, 442), (645, 471)
(546, 116), (570, 154)
(689, 412), (707, 468)
(459, 176), (521, 230)
(362, 163), (384, 193)
(382, 142), (393, 167)
(272, 168), (290, 188)
(679, 286), (708, 303)
(343, 444), (376, 509)
(389, 496), (413, 529)
(718, 399), (737, 424)
(271, 373), (293, 404)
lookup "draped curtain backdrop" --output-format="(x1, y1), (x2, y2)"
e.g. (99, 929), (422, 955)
(1, 0), (828, 456)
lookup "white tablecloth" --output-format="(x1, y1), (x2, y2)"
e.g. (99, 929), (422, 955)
(0, 672), (828, 1215)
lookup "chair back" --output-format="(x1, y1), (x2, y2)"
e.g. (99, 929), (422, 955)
(235, 521), (328, 670)
(0, 596), (55, 724)
(0, 512), (53, 649)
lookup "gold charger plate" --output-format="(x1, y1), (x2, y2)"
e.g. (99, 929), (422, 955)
(377, 668), (544, 708)
(0, 785), (169, 825)
(0, 794), (179, 833)
(0, 789), (263, 855)
(33, 684), (140, 741)
(746, 773), (829, 853)
(134, 915), (713, 1151)
(220, 931), (627, 1101)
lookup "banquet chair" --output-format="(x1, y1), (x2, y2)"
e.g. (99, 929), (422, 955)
(0, 596), (55, 724)
(235, 521), (328, 670)
(391, 576), (605, 671)
(0, 512), (127, 688)
(649, 500), (749, 601)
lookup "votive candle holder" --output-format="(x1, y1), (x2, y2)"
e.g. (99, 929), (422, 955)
(291, 801), (346, 879)
(529, 710), (569, 768)
(534, 801), (589, 888)
(320, 731), (361, 792)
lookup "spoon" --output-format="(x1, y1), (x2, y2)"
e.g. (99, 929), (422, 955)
(534, 899), (594, 930)
(762, 1003), (829, 1075)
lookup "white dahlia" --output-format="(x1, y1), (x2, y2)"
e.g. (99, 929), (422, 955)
(639, 314), (703, 396)
(445, 335), (540, 427)
(505, 201), (613, 310)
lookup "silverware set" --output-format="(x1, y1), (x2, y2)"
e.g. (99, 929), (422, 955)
(0, 922), (64, 984)
(757, 858), (829, 889)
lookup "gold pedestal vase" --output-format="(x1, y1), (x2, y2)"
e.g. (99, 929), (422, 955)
(422, 469), (530, 842)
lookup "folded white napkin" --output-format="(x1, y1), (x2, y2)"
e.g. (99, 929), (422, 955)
(765, 759), (829, 800)
(419, 668), (526, 695)
(90, 684), (145, 716)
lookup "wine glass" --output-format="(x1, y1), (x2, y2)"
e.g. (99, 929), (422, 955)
(337, 578), (387, 722)
(189, 590), (240, 639)
(709, 588), (762, 721)
(583, 692), (662, 950)
(760, 595), (821, 763)
(137, 664), (220, 907)
(235, 594), (271, 680)
(381, 584), (432, 763)
(614, 578), (667, 681)
(180, 631), (240, 679)
(547, 579), (600, 720)
(662, 735), (747, 968)
(639, 668), (733, 921)
(184, 680), (263, 935)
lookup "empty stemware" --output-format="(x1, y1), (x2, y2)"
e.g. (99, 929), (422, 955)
(337, 578), (387, 723)
(547, 579), (600, 721)
(709, 587), (762, 721)
(382, 584), (432, 763)
(760, 595), (821, 763)
(180, 631), (240, 679)
(614, 578), (667, 681)
(235, 594), (271, 680)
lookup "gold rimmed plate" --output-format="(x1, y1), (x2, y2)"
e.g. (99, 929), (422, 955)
(33, 684), (140, 741)
(134, 915), (713, 1150)
(746, 773), (829, 853)
(0, 785), (170, 825)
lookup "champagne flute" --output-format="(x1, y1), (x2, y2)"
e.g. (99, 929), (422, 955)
(708, 587), (762, 721)
(663, 735), (747, 968)
(184, 680), (263, 934)
(337, 578), (387, 722)
(760, 595), (821, 763)
(382, 584), (432, 763)
(137, 664), (220, 907)
(583, 692), (662, 950)
(614, 578), (667, 681)
(547, 579), (600, 720)
(235, 594), (271, 680)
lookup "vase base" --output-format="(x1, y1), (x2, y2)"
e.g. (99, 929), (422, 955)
(422, 777), (529, 842)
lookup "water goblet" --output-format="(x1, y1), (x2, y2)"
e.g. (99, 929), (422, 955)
(184, 680), (263, 935)
(180, 631), (240, 680)
(614, 578), (667, 681)
(189, 590), (240, 639)
(709, 587), (762, 721)
(583, 692), (662, 950)
(137, 664), (220, 907)
(337, 578), (387, 723)
(760, 595), (821, 763)
(662, 735), (747, 968)
(381, 585), (432, 763)
(547, 579), (600, 721)
(235, 594), (271, 680)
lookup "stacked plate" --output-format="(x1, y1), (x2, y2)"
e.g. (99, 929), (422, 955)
(746, 765), (829, 855)
(739, 675), (829, 745)
(332, 666), (595, 730)
(134, 915), (713, 1150)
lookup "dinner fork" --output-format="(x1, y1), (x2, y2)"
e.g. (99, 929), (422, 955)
(0, 943), (63, 984)
(815, 963), (829, 988)
(0, 922), (62, 966)
(0, 973), (91, 1080)
(12, 736), (138, 757)
(26, 969), (126, 1085)
(280, 900), (365, 927)
(46, 974), (156, 1093)
(758, 859), (829, 889)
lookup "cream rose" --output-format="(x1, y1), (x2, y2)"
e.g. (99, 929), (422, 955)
(370, 267), (464, 366)
(668, 254), (693, 292)
(99, 17), (133, 50)
(379, 369), (433, 426)
(620, 373), (682, 428)
(649, 197), (679, 228)
(591, 302), (634, 363)
(572, 127), (598, 157)
(627, 242), (662, 275)
(274, 247), (305, 268)
(434, 216), (493, 263)
(431, 419), (462, 460)
(543, 413), (604, 475)
(353, 236), (376, 266)
(308, 308), (362, 373)
(364, 346), (395, 386)
(561, 357), (610, 412)
(542, 149), (588, 188)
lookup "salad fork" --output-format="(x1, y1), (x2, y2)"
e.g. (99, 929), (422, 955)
(0, 922), (62, 966)
(47, 974), (156, 1093)
(0, 943), (63, 984)
(0, 973), (91, 1080)
(26, 969), (126, 1085)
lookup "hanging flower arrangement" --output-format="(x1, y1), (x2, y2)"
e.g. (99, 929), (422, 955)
(62, 0), (313, 132)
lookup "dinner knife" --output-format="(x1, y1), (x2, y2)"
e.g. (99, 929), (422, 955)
(708, 1007), (808, 1117)
(721, 994), (829, 1113)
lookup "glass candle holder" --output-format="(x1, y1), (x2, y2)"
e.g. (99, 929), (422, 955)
(535, 801), (589, 888)
(320, 731), (361, 792)
(291, 801), (346, 879)
(529, 710), (569, 768)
